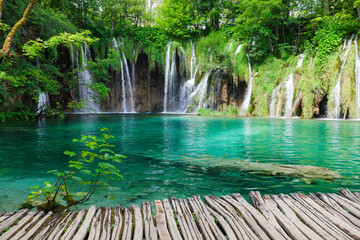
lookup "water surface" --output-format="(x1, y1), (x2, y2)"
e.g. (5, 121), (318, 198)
(0, 115), (359, 211)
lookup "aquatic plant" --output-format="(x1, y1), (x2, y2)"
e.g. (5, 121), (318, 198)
(20, 128), (125, 212)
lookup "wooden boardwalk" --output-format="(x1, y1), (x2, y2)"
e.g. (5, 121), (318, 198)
(1, 189), (360, 239)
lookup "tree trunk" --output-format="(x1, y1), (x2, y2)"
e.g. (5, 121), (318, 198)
(357, 7), (360, 20)
(0, 0), (5, 20)
(1, 0), (38, 57)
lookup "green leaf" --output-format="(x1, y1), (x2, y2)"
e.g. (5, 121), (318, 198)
(64, 151), (77, 157)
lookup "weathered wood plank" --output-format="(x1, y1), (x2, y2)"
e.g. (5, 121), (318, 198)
(88, 208), (102, 240)
(0, 212), (15, 222)
(132, 204), (144, 240)
(154, 200), (172, 240)
(0, 211), (37, 240)
(262, 195), (312, 240)
(73, 205), (97, 240)
(222, 195), (269, 240)
(204, 196), (238, 240)
(47, 211), (75, 240)
(232, 193), (287, 240)
(249, 191), (291, 240)
(121, 207), (133, 240)
(111, 205), (123, 240)
(142, 201), (157, 240)
(60, 209), (86, 240)
(279, 194), (337, 240)
(315, 192), (360, 229)
(271, 195), (322, 240)
(32, 211), (66, 240)
(339, 189), (360, 202)
(100, 207), (112, 240)
(297, 193), (360, 239)
(171, 197), (192, 240)
(163, 198), (182, 240)
(328, 193), (360, 219)
(193, 195), (227, 240)
(20, 211), (53, 240)
(11, 211), (44, 240)
(179, 198), (202, 240)
(188, 196), (215, 240)
(0, 209), (28, 233)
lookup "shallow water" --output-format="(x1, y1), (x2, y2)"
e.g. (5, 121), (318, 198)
(0, 114), (360, 211)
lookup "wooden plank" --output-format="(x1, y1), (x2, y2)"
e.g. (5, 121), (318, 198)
(0, 212), (15, 222)
(291, 193), (351, 239)
(194, 195), (227, 240)
(88, 208), (102, 240)
(0, 211), (37, 240)
(188, 196), (216, 240)
(315, 192), (360, 229)
(279, 194), (337, 240)
(0, 209), (28, 233)
(339, 189), (360, 202)
(111, 205), (123, 240)
(121, 207), (133, 240)
(48, 211), (75, 240)
(271, 195), (322, 240)
(132, 204), (144, 240)
(297, 193), (360, 239)
(100, 207), (112, 240)
(262, 195), (313, 240)
(204, 196), (239, 240)
(232, 193), (287, 240)
(171, 197), (196, 240)
(163, 198), (182, 240)
(328, 193), (360, 218)
(249, 191), (291, 240)
(11, 211), (44, 240)
(32, 211), (67, 240)
(20, 211), (53, 240)
(60, 209), (86, 240)
(154, 200), (172, 240)
(179, 198), (202, 240)
(222, 195), (269, 240)
(142, 201), (157, 240)
(72, 205), (97, 240)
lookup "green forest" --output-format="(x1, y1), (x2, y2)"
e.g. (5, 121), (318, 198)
(1, 0), (360, 120)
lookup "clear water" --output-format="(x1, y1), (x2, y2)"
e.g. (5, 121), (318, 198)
(1, 115), (360, 212)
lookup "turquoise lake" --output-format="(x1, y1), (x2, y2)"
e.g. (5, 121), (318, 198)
(1, 114), (360, 212)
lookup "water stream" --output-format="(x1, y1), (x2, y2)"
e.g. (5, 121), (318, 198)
(241, 55), (254, 113)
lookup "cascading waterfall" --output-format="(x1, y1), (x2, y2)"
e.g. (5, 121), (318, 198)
(235, 44), (242, 55)
(355, 35), (360, 119)
(77, 43), (101, 112)
(269, 53), (306, 117)
(163, 43), (172, 112)
(241, 55), (254, 113)
(328, 36), (353, 119)
(179, 41), (198, 112)
(36, 58), (50, 113)
(187, 71), (211, 111)
(112, 38), (136, 113)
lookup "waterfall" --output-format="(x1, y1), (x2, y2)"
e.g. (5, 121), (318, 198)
(235, 44), (242, 55)
(163, 43), (171, 112)
(328, 36), (353, 119)
(269, 82), (285, 117)
(241, 55), (254, 113)
(269, 53), (306, 117)
(187, 71), (211, 111)
(36, 58), (50, 113)
(120, 60), (126, 112)
(77, 43), (101, 112)
(356, 35), (360, 119)
(122, 52), (135, 112)
(132, 45), (136, 95)
(179, 41), (198, 112)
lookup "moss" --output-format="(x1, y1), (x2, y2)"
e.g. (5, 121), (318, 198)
(341, 44), (356, 118)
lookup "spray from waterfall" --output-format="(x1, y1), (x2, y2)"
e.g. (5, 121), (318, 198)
(77, 43), (101, 112)
(355, 35), (360, 119)
(328, 36), (353, 119)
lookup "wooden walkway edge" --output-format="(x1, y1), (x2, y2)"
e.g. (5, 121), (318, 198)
(1, 189), (360, 239)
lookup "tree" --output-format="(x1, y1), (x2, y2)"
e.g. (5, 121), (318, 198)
(0, 0), (38, 57)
